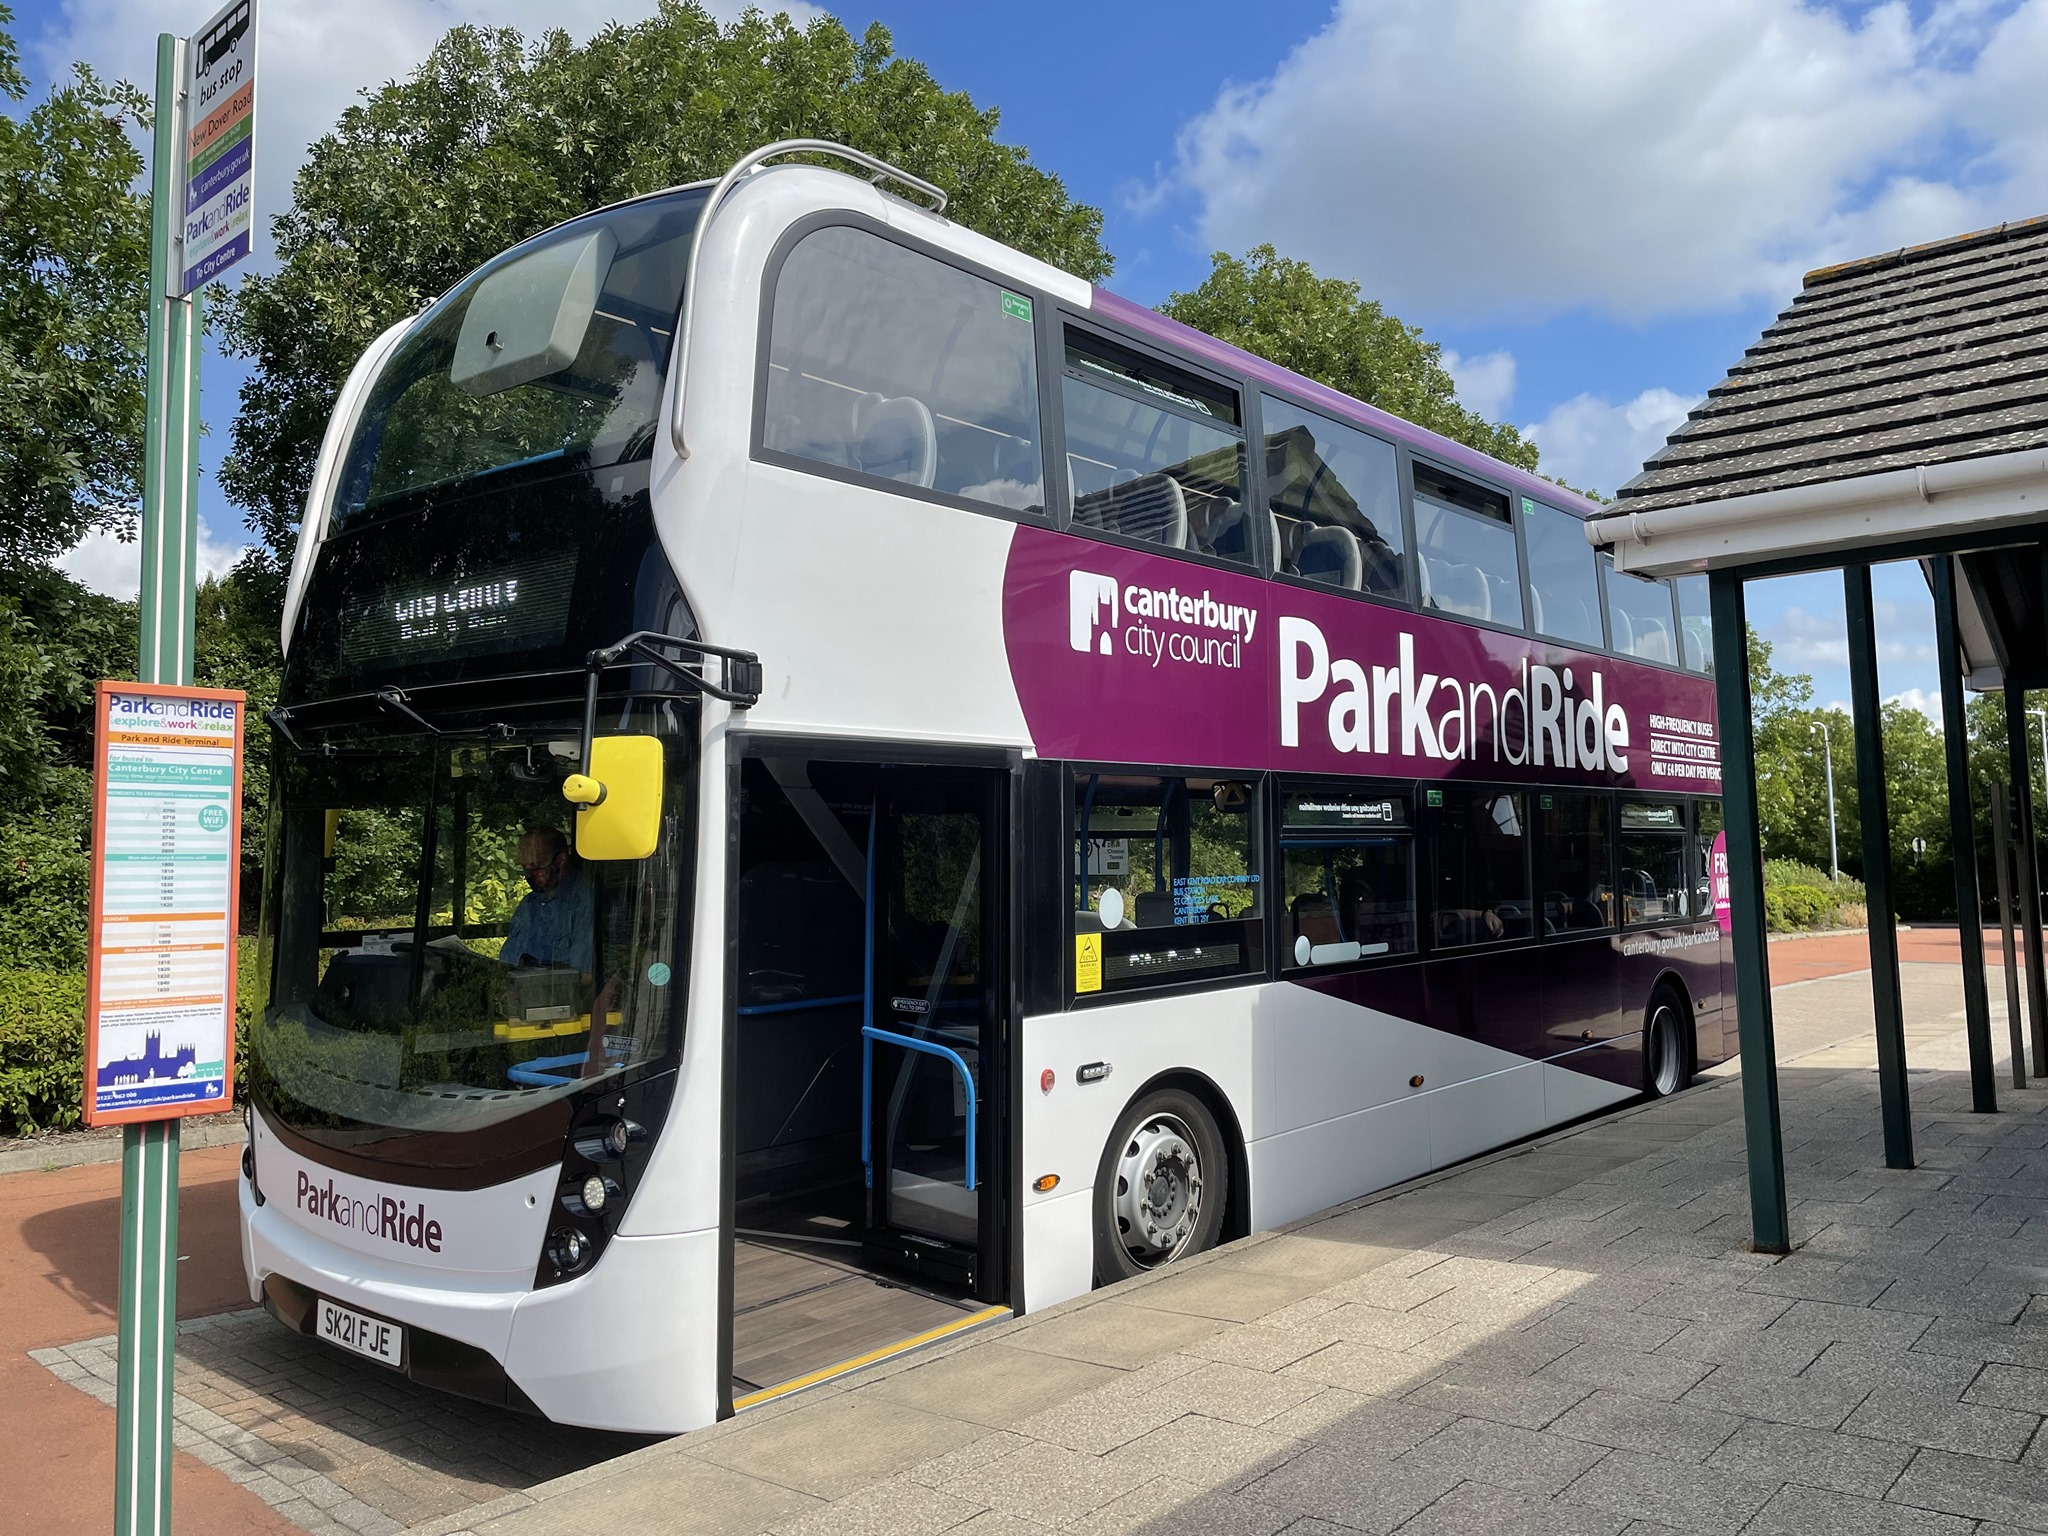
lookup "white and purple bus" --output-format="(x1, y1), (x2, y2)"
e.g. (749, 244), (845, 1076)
(240, 143), (1730, 1434)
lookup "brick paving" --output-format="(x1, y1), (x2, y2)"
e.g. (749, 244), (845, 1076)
(34, 1309), (651, 1535)
(26, 949), (2048, 1535)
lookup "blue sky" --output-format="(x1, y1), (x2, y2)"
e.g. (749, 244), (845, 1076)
(17, 0), (2048, 713)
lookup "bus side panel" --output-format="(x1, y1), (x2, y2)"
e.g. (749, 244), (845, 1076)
(1019, 989), (1258, 1312)
(1418, 948), (1551, 1062)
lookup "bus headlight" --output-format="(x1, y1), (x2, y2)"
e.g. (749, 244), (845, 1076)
(581, 1175), (608, 1213)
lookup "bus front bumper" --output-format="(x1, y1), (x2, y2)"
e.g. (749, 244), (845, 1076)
(239, 1165), (722, 1433)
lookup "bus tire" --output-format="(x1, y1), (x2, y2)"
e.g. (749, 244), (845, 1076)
(1094, 1088), (1229, 1284)
(1644, 985), (1692, 1098)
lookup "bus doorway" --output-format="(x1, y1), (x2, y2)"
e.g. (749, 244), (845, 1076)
(727, 755), (1008, 1404)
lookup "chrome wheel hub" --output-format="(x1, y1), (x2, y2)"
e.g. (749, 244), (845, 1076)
(1649, 1005), (1683, 1095)
(1114, 1113), (1203, 1265)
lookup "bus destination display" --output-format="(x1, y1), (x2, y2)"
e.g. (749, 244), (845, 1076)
(338, 550), (578, 671)
(84, 683), (245, 1123)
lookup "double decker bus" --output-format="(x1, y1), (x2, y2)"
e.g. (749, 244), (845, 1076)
(240, 142), (1729, 1434)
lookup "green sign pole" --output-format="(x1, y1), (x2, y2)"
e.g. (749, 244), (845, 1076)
(116, 30), (201, 1536)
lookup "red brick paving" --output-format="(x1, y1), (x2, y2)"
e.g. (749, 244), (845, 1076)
(1764, 925), (1985, 985)
(1, 1143), (294, 1534)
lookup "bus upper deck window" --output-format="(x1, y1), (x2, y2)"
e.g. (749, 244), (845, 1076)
(1413, 465), (1523, 630)
(1675, 574), (1713, 673)
(1523, 498), (1604, 650)
(1262, 397), (1405, 599)
(762, 226), (1044, 514)
(1060, 332), (1250, 565)
(1604, 557), (1681, 666)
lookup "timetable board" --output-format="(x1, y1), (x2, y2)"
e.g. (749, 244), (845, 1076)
(83, 681), (245, 1124)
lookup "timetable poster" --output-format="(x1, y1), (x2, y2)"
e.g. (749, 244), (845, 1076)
(83, 682), (245, 1125)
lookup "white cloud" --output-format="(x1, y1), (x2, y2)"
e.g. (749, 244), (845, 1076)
(1441, 348), (1515, 422)
(1765, 597), (1938, 672)
(1770, 605), (1849, 669)
(1523, 387), (1697, 499)
(1887, 686), (1943, 721)
(56, 518), (251, 600)
(34, 0), (804, 271)
(1164, 0), (2048, 322)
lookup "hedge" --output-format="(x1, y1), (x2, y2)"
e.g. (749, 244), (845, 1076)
(0, 970), (88, 1136)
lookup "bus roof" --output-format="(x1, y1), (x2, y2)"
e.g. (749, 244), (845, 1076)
(1091, 288), (1599, 521)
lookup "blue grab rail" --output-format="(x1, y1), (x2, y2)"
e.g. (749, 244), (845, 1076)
(861, 1025), (977, 1192)
(735, 993), (864, 1017)
(507, 1051), (586, 1087)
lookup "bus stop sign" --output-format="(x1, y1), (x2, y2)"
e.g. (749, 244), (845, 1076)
(178, 0), (256, 295)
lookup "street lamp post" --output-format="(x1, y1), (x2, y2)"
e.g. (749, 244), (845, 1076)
(2030, 708), (2048, 802)
(1813, 718), (1840, 880)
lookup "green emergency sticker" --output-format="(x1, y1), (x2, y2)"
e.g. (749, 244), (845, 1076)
(1000, 290), (1032, 322)
(1426, 788), (1443, 807)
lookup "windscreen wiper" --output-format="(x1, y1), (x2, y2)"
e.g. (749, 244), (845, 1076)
(267, 692), (518, 754)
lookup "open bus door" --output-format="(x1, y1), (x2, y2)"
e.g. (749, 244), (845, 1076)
(727, 754), (1009, 1406)
(860, 768), (1006, 1295)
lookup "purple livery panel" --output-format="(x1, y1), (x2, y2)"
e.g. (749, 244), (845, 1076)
(1002, 524), (1721, 791)
(1001, 525), (1733, 1089)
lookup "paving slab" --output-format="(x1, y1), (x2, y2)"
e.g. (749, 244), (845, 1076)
(384, 963), (2045, 1536)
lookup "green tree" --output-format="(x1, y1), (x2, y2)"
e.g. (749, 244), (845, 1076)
(1159, 244), (1538, 472)
(0, 4), (151, 568)
(218, 3), (1114, 558)
(195, 558), (284, 923)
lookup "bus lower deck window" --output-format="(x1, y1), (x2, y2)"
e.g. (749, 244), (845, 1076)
(1432, 787), (1531, 947)
(1279, 787), (1416, 968)
(1073, 772), (1263, 994)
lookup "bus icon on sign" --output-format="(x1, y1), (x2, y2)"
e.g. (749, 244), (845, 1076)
(1069, 570), (1118, 656)
(197, 0), (250, 69)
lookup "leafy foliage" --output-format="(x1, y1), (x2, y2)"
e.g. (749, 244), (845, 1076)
(217, 3), (1114, 558)
(0, 4), (151, 568)
(1159, 245), (1539, 472)
(0, 968), (88, 1135)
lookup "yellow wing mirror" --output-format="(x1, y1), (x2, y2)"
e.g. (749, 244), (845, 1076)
(563, 736), (664, 859)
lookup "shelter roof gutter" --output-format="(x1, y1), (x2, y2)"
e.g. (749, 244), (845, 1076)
(1585, 445), (2048, 578)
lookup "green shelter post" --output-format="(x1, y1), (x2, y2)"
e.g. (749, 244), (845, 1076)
(1931, 556), (1997, 1113)
(1845, 564), (1914, 1168)
(116, 30), (202, 1536)
(1709, 569), (1789, 1253)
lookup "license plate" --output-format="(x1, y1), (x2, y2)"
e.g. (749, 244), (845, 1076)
(315, 1298), (403, 1368)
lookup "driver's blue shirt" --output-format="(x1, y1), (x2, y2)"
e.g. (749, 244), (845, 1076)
(503, 865), (595, 972)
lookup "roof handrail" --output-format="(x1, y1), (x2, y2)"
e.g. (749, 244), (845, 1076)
(668, 140), (947, 459)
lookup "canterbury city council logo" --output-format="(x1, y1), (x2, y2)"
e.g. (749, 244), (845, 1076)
(1069, 569), (1119, 655)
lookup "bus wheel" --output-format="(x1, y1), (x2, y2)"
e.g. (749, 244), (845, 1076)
(1094, 1089), (1229, 1283)
(1644, 987), (1692, 1098)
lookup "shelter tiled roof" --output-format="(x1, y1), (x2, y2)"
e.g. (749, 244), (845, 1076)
(1613, 214), (2048, 513)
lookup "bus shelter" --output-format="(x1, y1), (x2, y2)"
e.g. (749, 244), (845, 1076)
(1585, 215), (2048, 1252)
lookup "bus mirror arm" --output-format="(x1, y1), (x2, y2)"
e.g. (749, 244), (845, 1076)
(575, 628), (763, 773)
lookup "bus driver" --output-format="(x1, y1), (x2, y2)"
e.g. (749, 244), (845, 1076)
(504, 827), (595, 972)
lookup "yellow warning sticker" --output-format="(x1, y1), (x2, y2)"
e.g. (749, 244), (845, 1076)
(1074, 932), (1103, 994)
